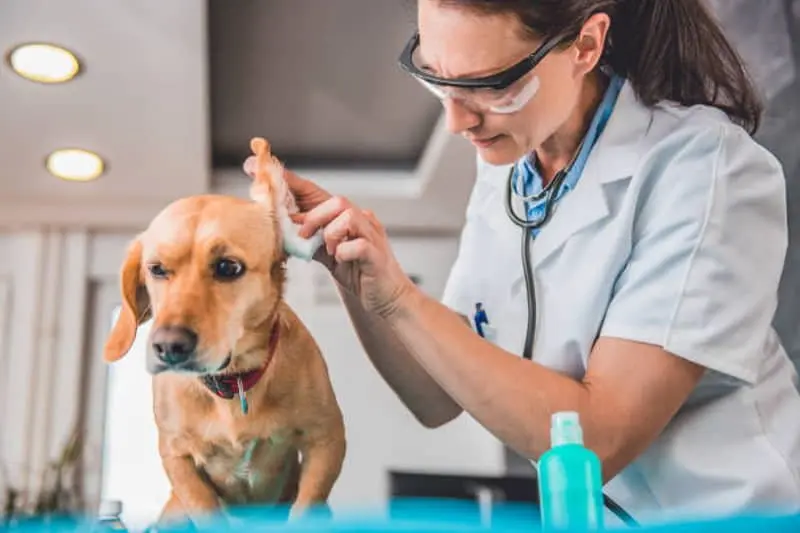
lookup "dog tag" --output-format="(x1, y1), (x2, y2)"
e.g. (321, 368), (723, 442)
(237, 377), (249, 415)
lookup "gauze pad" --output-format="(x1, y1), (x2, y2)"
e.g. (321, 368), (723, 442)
(249, 138), (324, 261)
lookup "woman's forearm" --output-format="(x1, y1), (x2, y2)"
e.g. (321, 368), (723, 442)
(385, 288), (592, 462)
(336, 283), (463, 427)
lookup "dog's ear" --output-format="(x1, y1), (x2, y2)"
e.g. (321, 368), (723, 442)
(104, 238), (151, 362)
(250, 137), (303, 218)
(271, 256), (288, 289)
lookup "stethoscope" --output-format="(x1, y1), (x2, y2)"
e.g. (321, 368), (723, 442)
(503, 151), (639, 528)
(503, 158), (572, 362)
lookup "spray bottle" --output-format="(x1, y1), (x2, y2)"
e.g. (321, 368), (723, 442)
(537, 411), (604, 531)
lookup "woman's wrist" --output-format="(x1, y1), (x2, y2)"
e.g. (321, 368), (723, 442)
(378, 277), (426, 323)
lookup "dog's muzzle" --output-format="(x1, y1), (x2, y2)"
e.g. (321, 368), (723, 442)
(149, 325), (198, 372)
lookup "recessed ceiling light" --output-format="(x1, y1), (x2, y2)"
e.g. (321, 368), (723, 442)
(46, 149), (105, 182)
(6, 42), (81, 84)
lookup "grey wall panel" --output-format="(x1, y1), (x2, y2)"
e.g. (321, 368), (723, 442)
(757, 1), (800, 376)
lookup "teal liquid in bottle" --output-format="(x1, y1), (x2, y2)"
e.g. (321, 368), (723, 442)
(537, 411), (604, 531)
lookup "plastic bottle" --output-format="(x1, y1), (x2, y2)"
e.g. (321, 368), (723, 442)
(537, 411), (604, 531)
(96, 500), (128, 532)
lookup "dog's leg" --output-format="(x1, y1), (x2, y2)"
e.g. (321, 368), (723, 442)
(289, 432), (346, 518)
(157, 492), (189, 525)
(162, 456), (222, 524)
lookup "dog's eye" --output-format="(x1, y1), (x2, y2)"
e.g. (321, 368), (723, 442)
(148, 263), (169, 279)
(213, 258), (245, 281)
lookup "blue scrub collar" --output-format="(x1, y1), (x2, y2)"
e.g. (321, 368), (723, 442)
(515, 72), (625, 201)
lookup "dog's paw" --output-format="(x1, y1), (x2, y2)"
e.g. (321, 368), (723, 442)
(288, 502), (332, 522)
(287, 503), (307, 522)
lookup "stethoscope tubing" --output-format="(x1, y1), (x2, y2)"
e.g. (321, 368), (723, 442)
(503, 162), (639, 528)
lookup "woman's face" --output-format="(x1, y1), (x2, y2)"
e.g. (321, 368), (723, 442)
(416, 0), (588, 165)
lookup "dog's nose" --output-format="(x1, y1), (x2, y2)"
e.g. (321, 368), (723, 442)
(151, 326), (198, 366)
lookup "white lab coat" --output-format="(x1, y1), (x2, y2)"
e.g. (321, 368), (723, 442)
(442, 80), (800, 524)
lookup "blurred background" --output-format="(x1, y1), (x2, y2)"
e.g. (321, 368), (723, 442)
(0, 0), (797, 530)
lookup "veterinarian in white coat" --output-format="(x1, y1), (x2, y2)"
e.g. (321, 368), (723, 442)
(245, 0), (800, 524)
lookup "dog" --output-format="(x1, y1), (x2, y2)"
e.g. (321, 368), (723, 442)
(102, 139), (346, 526)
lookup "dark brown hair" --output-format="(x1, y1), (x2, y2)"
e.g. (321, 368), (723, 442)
(433, 0), (763, 134)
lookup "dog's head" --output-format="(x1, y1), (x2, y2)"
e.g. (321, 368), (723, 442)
(103, 193), (287, 376)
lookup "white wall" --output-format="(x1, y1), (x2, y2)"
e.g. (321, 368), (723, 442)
(0, 231), (92, 510)
(0, 229), (506, 528)
(284, 239), (507, 513)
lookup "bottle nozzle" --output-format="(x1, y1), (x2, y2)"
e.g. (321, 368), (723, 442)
(551, 411), (584, 447)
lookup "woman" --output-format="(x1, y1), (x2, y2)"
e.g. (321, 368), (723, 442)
(246, 0), (800, 524)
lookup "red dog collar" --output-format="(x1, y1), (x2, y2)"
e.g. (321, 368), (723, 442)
(200, 320), (280, 400)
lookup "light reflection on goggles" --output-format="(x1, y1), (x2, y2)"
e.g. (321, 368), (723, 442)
(416, 73), (541, 114)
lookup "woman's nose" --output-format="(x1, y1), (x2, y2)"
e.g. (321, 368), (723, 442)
(443, 99), (481, 134)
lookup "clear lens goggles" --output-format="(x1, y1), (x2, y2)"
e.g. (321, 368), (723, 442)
(415, 72), (541, 115)
(398, 31), (568, 115)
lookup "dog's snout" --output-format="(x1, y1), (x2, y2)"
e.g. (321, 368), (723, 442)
(151, 326), (198, 366)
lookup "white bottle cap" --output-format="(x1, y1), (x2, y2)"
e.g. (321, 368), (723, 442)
(551, 411), (584, 447)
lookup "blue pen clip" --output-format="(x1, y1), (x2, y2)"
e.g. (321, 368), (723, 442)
(473, 302), (490, 338)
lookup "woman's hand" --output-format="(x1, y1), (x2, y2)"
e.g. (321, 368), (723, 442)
(301, 195), (418, 317)
(243, 157), (417, 318)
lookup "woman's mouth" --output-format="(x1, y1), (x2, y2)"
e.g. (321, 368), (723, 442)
(470, 135), (502, 148)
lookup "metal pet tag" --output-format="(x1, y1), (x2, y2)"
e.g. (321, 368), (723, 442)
(237, 377), (249, 415)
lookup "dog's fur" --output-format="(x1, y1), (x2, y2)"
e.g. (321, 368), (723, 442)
(103, 141), (345, 525)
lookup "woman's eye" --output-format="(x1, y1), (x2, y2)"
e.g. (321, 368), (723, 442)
(148, 263), (169, 279)
(213, 258), (246, 281)
(471, 86), (510, 101)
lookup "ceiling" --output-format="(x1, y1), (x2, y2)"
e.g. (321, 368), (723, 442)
(208, 0), (441, 170)
(0, 0), (796, 232)
(0, 0), (472, 232)
(0, 1), (212, 229)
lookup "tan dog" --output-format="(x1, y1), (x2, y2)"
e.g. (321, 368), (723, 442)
(103, 139), (346, 525)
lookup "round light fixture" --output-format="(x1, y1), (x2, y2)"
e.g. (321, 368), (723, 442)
(6, 42), (81, 84)
(46, 149), (105, 182)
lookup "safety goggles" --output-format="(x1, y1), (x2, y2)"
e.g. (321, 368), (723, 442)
(398, 31), (568, 114)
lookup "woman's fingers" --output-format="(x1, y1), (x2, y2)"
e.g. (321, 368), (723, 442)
(334, 238), (378, 265)
(282, 167), (309, 189)
(283, 167), (329, 203)
(361, 209), (386, 235)
(299, 196), (353, 238)
(322, 207), (379, 256)
(243, 156), (387, 268)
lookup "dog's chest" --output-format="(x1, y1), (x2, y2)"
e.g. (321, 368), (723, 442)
(198, 428), (297, 501)
(231, 438), (260, 483)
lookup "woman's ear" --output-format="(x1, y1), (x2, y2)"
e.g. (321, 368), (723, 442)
(574, 12), (612, 74)
(104, 238), (151, 362)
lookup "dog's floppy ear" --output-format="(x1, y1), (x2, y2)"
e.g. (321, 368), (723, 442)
(104, 238), (151, 362)
(249, 137), (281, 213)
